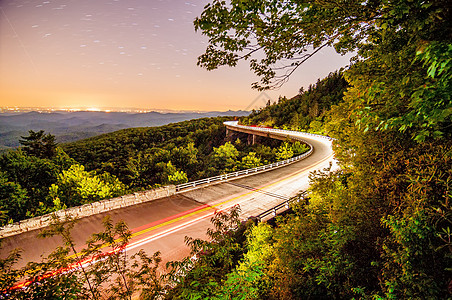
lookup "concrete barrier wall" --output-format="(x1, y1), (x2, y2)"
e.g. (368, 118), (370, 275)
(1, 123), (329, 239)
(0, 185), (176, 238)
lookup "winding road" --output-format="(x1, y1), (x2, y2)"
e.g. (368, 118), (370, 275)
(0, 121), (337, 271)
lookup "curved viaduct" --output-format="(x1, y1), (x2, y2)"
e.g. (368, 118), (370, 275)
(0, 121), (337, 269)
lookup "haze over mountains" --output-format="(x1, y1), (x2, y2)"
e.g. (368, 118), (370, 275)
(0, 110), (249, 151)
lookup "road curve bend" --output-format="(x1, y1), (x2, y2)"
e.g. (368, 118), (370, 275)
(1, 121), (337, 269)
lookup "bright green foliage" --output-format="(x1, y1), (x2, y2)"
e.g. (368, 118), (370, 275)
(345, 24), (450, 143)
(344, 40), (451, 142)
(0, 146), (75, 223)
(275, 142), (293, 161)
(218, 223), (275, 299)
(166, 161), (189, 185)
(241, 223), (274, 269)
(239, 152), (261, 169)
(291, 141), (309, 156)
(396, 42), (452, 141)
(165, 206), (252, 299)
(49, 164), (125, 207)
(309, 120), (323, 134)
(167, 171), (188, 185)
(212, 141), (239, 173)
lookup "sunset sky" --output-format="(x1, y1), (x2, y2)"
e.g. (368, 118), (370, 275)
(0, 0), (352, 111)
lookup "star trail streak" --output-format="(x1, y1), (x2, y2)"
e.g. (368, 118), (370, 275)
(0, 0), (351, 111)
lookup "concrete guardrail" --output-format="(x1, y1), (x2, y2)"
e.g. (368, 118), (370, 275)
(0, 121), (332, 238)
(0, 186), (176, 238)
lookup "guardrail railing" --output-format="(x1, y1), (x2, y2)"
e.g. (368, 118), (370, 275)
(175, 121), (322, 192)
(256, 191), (307, 221)
(175, 148), (312, 192)
(175, 121), (334, 193)
(224, 121), (334, 141)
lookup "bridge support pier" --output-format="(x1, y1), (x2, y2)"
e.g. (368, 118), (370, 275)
(247, 134), (256, 145)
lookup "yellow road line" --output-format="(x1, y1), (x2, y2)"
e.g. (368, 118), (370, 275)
(131, 152), (333, 239)
(68, 152), (334, 258)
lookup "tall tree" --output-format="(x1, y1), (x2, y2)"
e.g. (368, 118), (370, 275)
(190, 1), (452, 298)
(195, 0), (451, 139)
(19, 130), (58, 159)
(212, 141), (239, 173)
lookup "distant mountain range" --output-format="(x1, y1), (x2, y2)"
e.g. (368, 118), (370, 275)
(0, 110), (249, 151)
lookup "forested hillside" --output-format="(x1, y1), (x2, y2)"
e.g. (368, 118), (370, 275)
(62, 117), (230, 189)
(242, 70), (348, 133)
(62, 117), (306, 190)
(164, 0), (451, 299)
(0, 110), (249, 151)
(1, 0), (450, 299)
(0, 117), (306, 226)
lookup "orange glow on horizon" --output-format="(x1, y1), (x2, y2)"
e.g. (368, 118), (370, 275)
(0, 1), (352, 112)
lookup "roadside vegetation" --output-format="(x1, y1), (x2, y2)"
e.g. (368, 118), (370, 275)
(0, 117), (307, 226)
(241, 70), (348, 134)
(1, 0), (451, 298)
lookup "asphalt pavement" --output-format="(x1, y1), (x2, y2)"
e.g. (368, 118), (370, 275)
(0, 130), (336, 271)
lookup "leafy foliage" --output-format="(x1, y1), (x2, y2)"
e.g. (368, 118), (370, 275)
(19, 130), (58, 159)
(211, 141), (240, 173)
(49, 164), (126, 208)
(239, 152), (261, 169)
(166, 161), (189, 185)
(217, 222), (275, 299)
(0, 147), (75, 224)
(241, 71), (348, 133)
(275, 142), (294, 161)
(165, 206), (253, 299)
(1, 215), (165, 300)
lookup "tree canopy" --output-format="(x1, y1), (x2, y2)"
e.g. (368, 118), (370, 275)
(19, 130), (58, 159)
(195, 0), (450, 87)
(0, 1), (450, 297)
(196, 0), (451, 140)
(242, 70), (348, 132)
(191, 0), (451, 298)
